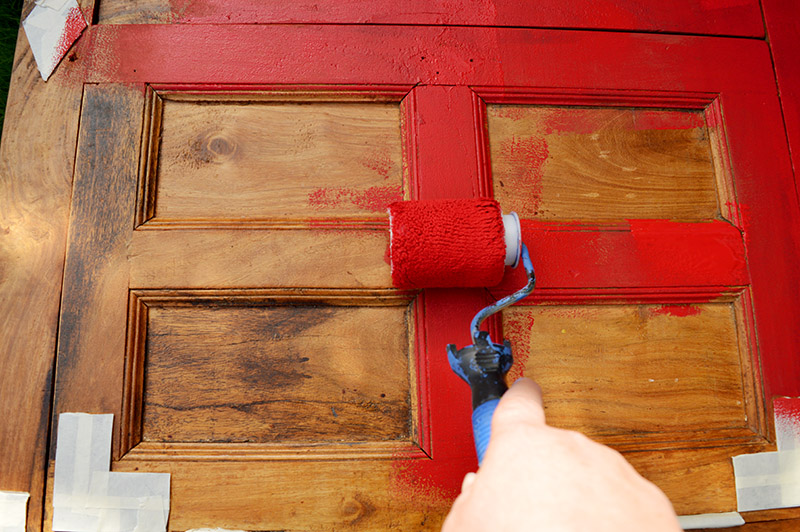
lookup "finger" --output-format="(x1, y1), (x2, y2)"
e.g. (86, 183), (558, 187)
(493, 377), (546, 428)
(461, 472), (477, 493)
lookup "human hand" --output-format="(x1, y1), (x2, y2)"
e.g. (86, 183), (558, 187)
(442, 378), (681, 532)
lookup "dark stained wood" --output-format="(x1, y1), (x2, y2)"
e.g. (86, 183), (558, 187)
(141, 302), (413, 443)
(44, 84), (144, 529)
(488, 106), (718, 222)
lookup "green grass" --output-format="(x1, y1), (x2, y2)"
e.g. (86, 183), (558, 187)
(0, 0), (24, 140)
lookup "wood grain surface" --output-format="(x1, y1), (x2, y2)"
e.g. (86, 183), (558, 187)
(142, 303), (412, 442)
(0, 23), (84, 531)
(488, 106), (718, 222)
(151, 96), (403, 223)
(502, 302), (757, 442)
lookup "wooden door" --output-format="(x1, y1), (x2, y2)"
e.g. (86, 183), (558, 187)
(3, 2), (800, 531)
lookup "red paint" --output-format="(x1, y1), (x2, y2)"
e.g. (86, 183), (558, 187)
(141, 0), (763, 37)
(517, 108), (707, 136)
(494, 220), (748, 292)
(307, 185), (401, 213)
(359, 151), (394, 180)
(52, 6), (87, 74)
(650, 304), (703, 317)
(388, 199), (506, 289)
(404, 86), (490, 200)
(502, 312), (535, 383)
(82, 26), (774, 87)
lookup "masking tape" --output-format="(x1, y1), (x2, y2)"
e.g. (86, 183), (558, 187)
(52, 413), (170, 532)
(0, 491), (29, 532)
(732, 397), (800, 513)
(677, 512), (744, 529)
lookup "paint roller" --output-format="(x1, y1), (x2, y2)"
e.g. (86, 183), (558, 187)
(388, 199), (536, 464)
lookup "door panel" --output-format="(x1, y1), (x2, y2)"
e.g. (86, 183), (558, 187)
(147, 91), (403, 224)
(40, 24), (800, 531)
(487, 105), (718, 221)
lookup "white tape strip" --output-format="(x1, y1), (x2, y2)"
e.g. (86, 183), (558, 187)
(732, 397), (800, 512)
(0, 491), (29, 532)
(52, 413), (170, 532)
(677, 512), (744, 529)
(733, 450), (800, 512)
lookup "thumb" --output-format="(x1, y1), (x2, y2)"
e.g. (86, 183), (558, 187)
(492, 377), (546, 430)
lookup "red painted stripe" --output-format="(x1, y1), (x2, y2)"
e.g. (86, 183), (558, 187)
(493, 220), (748, 291)
(108, 0), (764, 38)
(79, 25), (774, 88)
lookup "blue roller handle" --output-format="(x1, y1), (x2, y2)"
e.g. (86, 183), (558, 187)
(472, 398), (500, 465)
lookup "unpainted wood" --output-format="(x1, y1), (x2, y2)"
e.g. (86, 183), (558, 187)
(151, 98), (403, 222)
(129, 229), (392, 288)
(0, 23), (84, 531)
(502, 303), (752, 441)
(142, 304), (412, 443)
(43, 85), (145, 530)
(625, 444), (769, 515)
(487, 105), (718, 222)
(109, 459), (452, 531)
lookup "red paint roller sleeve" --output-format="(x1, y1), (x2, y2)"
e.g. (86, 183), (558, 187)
(388, 199), (507, 289)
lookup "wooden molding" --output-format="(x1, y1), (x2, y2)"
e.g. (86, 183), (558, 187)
(120, 289), (424, 461)
(472, 87), (718, 109)
(135, 85), (412, 230)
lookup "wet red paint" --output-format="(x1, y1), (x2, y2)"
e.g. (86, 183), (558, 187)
(51, 6), (87, 76)
(307, 185), (402, 212)
(650, 304), (703, 317)
(499, 136), (548, 214)
(494, 219), (747, 292)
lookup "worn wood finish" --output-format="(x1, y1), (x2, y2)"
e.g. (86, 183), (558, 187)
(625, 444), (769, 515)
(151, 95), (403, 223)
(487, 106), (718, 222)
(94, 0), (764, 37)
(128, 229), (391, 288)
(0, 23), (84, 532)
(502, 302), (760, 443)
(142, 302), (412, 443)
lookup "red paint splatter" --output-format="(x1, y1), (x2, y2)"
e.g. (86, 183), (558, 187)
(503, 312), (535, 383)
(492, 106), (527, 121)
(360, 151), (394, 180)
(539, 108), (706, 135)
(500, 135), (548, 214)
(307, 184), (402, 212)
(51, 6), (87, 77)
(650, 304), (703, 317)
